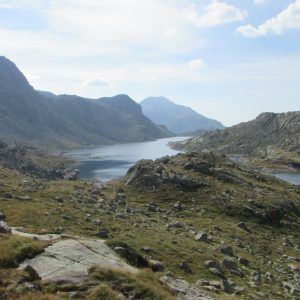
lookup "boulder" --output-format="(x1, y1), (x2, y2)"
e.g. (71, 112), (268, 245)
(219, 244), (234, 256)
(64, 169), (79, 181)
(179, 261), (192, 274)
(126, 160), (207, 191)
(91, 189), (102, 196)
(238, 257), (249, 267)
(96, 229), (109, 239)
(166, 221), (185, 229)
(237, 222), (249, 231)
(93, 218), (101, 226)
(242, 201), (299, 225)
(209, 267), (226, 278)
(140, 246), (154, 253)
(219, 279), (234, 293)
(1, 192), (13, 199)
(24, 265), (41, 281)
(168, 173), (208, 191)
(222, 256), (238, 270)
(149, 260), (165, 272)
(112, 242), (149, 268)
(195, 279), (210, 287)
(204, 260), (221, 270)
(16, 195), (32, 201)
(54, 227), (64, 234)
(193, 162), (214, 175)
(283, 237), (294, 247)
(215, 170), (245, 185)
(0, 221), (12, 234)
(115, 194), (125, 205)
(161, 276), (214, 300)
(147, 204), (157, 212)
(0, 211), (6, 221)
(173, 202), (183, 210)
(195, 231), (208, 242)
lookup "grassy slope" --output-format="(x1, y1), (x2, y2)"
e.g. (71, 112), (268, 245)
(0, 152), (299, 299)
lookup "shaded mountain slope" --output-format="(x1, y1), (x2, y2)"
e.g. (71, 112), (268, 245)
(141, 97), (224, 134)
(0, 57), (171, 149)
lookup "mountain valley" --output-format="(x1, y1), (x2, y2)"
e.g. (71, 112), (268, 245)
(0, 57), (171, 149)
(0, 57), (299, 300)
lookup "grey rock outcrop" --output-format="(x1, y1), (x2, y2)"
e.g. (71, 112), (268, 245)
(161, 276), (214, 300)
(20, 239), (136, 283)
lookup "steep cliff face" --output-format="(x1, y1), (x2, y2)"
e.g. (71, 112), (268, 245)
(0, 57), (171, 149)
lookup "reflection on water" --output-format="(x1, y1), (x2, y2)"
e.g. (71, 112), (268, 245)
(66, 137), (188, 182)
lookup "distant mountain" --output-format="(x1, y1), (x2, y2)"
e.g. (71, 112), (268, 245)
(170, 111), (300, 170)
(0, 57), (171, 149)
(140, 97), (224, 134)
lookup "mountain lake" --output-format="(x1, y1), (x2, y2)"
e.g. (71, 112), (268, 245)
(274, 173), (300, 185)
(65, 136), (188, 182)
(67, 137), (300, 185)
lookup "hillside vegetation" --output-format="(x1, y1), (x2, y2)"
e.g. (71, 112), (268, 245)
(0, 149), (299, 299)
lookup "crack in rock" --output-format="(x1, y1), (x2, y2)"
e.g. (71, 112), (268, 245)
(20, 238), (137, 283)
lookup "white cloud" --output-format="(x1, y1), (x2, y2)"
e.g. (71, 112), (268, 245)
(139, 58), (205, 80)
(0, 1), (195, 61)
(253, 0), (269, 5)
(186, 1), (246, 27)
(41, 0), (194, 54)
(187, 58), (205, 69)
(0, 0), (246, 63)
(0, 0), (49, 10)
(82, 78), (111, 88)
(0, 0), (208, 95)
(238, 0), (300, 37)
(25, 73), (40, 81)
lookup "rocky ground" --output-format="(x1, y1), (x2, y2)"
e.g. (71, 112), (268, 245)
(0, 151), (299, 299)
(170, 111), (300, 173)
(0, 140), (74, 180)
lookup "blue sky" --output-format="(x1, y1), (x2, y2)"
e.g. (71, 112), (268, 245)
(0, 0), (299, 125)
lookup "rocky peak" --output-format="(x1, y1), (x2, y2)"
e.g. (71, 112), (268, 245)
(98, 94), (143, 115)
(0, 56), (33, 93)
(172, 111), (300, 157)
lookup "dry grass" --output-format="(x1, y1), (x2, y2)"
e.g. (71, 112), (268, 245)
(0, 234), (47, 268)
(10, 294), (66, 300)
(89, 267), (176, 300)
(88, 283), (120, 300)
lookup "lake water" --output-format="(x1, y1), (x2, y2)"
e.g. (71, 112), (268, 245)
(66, 137), (188, 182)
(274, 173), (300, 185)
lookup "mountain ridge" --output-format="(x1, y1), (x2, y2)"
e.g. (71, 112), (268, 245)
(0, 56), (171, 149)
(140, 96), (224, 134)
(171, 111), (300, 171)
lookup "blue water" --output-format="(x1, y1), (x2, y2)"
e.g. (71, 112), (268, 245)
(274, 173), (300, 185)
(66, 137), (188, 182)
